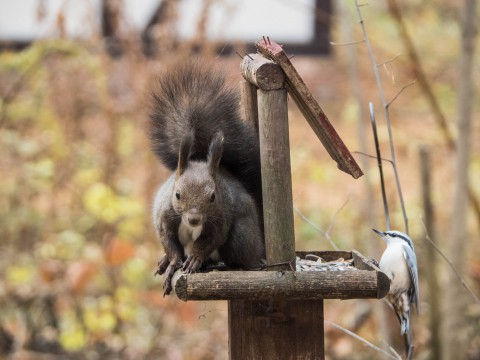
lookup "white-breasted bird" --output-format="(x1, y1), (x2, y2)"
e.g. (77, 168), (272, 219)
(373, 229), (419, 359)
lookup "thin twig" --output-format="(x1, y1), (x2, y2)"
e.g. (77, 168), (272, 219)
(353, 151), (394, 165)
(387, 80), (417, 108)
(354, 0), (409, 234)
(217, 42), (228, 57)
(376, 53), (402, 67)
(325, 320), (401, 360)
(326, 197), (349, 236)
(381, 340), (403, 360)
(329, 40), (365, 46)
(421, 219), (480, 304)
(377, 54), (403, 85)
(370, 103), (391, 230)
(293, 206), (339, 250)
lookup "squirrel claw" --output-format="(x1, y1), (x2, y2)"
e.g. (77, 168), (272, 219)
(163, 279), (173, 296)
(156, 258), (182, 296)
(182, 255), (203, 274)
(155, 255), (170, 276)
(162, 263), (179, 296)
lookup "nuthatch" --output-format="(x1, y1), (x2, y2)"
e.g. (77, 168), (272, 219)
(373, 229), (419, 359)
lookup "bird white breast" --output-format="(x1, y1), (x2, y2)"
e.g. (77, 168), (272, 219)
(379, 242), (411, 293)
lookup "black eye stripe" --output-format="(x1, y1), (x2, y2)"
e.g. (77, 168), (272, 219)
(386, 232), (414, 249)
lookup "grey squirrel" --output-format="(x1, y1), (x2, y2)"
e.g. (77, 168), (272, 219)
(149, 60), (265, 295)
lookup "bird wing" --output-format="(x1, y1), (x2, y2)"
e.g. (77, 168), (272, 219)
(402, 244), (419, 313)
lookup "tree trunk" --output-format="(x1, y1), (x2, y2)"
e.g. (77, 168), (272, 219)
(420, 147), (442, 359)
(101, 0), (122, 57)
(443, 1), (478, 359)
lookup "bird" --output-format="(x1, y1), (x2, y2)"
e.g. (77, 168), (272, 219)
(373, 229), (419, 360)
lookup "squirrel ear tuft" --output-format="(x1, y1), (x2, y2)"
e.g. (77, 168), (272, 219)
(177, 131), (194, 177)
(207, 131), (224, 175)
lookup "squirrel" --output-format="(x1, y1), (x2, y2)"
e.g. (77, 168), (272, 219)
(149, 60), (265, 295)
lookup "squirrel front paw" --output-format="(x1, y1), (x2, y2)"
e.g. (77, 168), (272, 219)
(182, 254), (203, 274)
(154, 255), (169, 276)
(155, 256), (182, 296)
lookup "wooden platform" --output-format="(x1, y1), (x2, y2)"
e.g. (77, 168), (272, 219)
(172, 250), (389, 302)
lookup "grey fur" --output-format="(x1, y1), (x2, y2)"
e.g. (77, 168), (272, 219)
(150, 60), (265, 295)
(149, 60), (262, 207)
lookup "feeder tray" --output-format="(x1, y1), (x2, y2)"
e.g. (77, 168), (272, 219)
(171, 250), (389, 302)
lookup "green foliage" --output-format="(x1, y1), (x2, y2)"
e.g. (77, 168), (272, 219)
(0, 39), (167, 358)
(83, 183), (144, 224)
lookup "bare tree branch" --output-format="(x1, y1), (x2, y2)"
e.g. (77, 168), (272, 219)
(421, 219), (480, 304)
(329, 40), (365, 46)
(325, 320), (401, 360)
(387, 81), (417, 108)
(354, 0), (409, 234)
(293, 206), (339, 251)
(352, 151), (394, 165)
(369, 103), (390, 230)
(326, 195), (350, 235)
(376, 53), (402, 67)
(385, 0), (480, 229)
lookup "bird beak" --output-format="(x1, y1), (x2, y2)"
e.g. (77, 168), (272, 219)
(372, 228), (385, 237)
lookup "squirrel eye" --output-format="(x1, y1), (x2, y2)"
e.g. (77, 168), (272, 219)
(175, 191), (180, 200)
(210, 192), (215, 203)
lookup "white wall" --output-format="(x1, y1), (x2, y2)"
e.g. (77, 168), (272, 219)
(0, 0), (315, 43)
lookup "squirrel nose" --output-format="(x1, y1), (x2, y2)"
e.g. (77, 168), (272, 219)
(187, 211), (203, 226)
(188, 216), (201, 226)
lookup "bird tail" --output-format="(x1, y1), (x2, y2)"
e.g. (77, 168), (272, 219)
(399, 311), (414, 359)
(400, 312), (410, 335)
(393, 292), (414, 359)
(403, 329), (414, 360)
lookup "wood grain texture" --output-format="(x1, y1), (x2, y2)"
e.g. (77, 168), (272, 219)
(172, 251), (390, 301)
(173, 268), (389, 301)
(229, 299), (324, 360)
(240, 53), (285, 90)
(258, 89), (296, 271)
(255, 38), (363, 179)
(352, 250), (390, 298)
(239, 80), (259, 133)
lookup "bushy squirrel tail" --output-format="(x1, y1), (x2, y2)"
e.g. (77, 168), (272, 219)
(149, 60), (262, 205)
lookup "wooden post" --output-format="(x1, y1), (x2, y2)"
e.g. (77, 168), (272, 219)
(229, 57), (324, 360)
(240, 53), (285, 91)
(240, 53), (284, 133)
(240, 80), (258, 133)
(258, 88), (296, 270)
(229, 300), (324, 359)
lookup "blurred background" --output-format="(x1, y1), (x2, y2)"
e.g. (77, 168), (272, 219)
(0, 0), (479, 359)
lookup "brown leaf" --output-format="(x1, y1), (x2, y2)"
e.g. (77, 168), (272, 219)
(39, 260), (64, 284)
(104, 238), (136, 266)
(66, 261), (98, 294)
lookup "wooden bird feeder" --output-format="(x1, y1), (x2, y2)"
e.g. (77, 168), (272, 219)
(169, 38), (389, 359)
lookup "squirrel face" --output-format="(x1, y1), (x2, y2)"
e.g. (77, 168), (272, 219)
(172, 130), (224, 229)
(172, 161), (219, 228)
